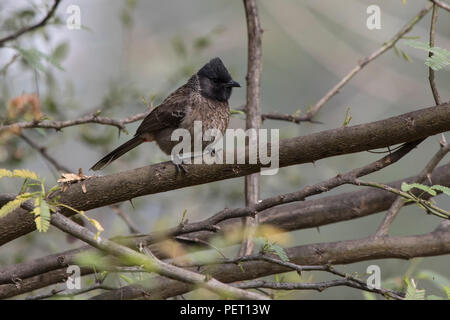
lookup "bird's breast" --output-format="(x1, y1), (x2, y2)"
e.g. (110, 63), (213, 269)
(180, 97), (230, 135)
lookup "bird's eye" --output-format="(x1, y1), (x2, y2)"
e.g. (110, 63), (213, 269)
(212, 78), (220, 83)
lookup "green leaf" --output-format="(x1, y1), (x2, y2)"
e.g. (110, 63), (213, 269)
(430, 185), (450, 196)
(0, 193), (32, 218)
(119, 274), (134, 284)
(14, 46), (65, 72)
(33, 196), (51, 232)
(271, 244), (289, 262)
(362, 291), (377, 300)
(401, 50), (412, 62)
(230, 109), (246, 115)
(52, 42), (69, 62)
(404, 278), (426, 300)
(401, 182), (437, 196)
(406, 40), (450, 71)
(342, 107), (352, 127)
(443, 286), (450, 300)
(426, 295), (444, 300)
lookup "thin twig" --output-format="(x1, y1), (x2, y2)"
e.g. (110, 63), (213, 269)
(26, 284), (116, 300)
(110, 204), (141, 234)
(300, 4), (433, 120)
(19, 133), (71, 173)
(428, 4), (442, 105)
(431, 0), (450, 11)
(375, 142), (450, 235)
(375, 5), (448, 236)
(0, 0), (62, 47)
(0, 109), (151, 134)
(354, 178), (450, 220)
(50, 212), (269, 300)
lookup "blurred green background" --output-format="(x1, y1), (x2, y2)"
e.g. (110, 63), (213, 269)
(0, 0), (449, 299)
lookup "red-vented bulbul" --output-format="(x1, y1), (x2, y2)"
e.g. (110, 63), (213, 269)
(90, 57), (240, 171)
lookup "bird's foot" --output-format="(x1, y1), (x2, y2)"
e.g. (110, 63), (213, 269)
(171, 154), (188, 175)
(173, 162), (188, 175)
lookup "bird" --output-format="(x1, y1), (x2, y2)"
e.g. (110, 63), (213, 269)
(90, 57), (241, 172)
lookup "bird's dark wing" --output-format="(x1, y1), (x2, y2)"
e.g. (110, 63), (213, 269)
(135, 87), (190, 136)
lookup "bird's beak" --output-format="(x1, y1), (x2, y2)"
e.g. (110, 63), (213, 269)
(225, 80), (241, 88)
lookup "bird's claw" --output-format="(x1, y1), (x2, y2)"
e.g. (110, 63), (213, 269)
(173, 162), (188, 175)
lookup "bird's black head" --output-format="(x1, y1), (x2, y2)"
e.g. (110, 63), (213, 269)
(197, 57), (240, 102)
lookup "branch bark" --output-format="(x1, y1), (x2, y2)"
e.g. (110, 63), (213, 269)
(431, 0), (450, 11)
(91, 221), (450, 300)
(1, 103), (450, 245)
(240, 0), (263, 256)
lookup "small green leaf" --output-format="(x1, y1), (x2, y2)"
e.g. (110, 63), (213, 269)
(362, 291), (377, 300)
(14, 46), (64, 72)
(404, 278), (426, 300)
(406, 40), (450, 71)
(401, 50), (412, 62)
(342, 107), (352, 127)
(34, 197), (51, 232)
(230, 109), (246, 115)
(401, 182), (437, 196)
(271, 244), (289, 262)
(119, 274), (134, 284)
(431, 185), (450, 196)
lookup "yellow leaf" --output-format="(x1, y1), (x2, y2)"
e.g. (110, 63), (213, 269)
(0, 194), (31, 218)
(12, 169), (39, 180)
(78, 211), (104, 239)
(0, 169), (13, 179)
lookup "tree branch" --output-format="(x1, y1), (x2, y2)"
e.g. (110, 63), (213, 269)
(2, 163), (449, 296)
(0, 110), (151, 134)
(431, 0), (450, 11)
(49, 212), (269, 300)
(1, 103), (450, 245)
(91, 222), (450, 300)
(0, 0), (62, 47)
(240, 0), (263, 257)
(376, 141), (450, 236)
(301, 3), (433, 120)
(428, 3), (442, 105)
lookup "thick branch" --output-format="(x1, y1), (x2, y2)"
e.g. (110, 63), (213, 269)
(1, 103), (450, 245)
(92, 222), (450, 300)
(1, 163), (449, 295)
(50, 212), (268, 300)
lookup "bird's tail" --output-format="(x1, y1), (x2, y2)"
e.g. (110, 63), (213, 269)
(90, 136), (143, 171)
